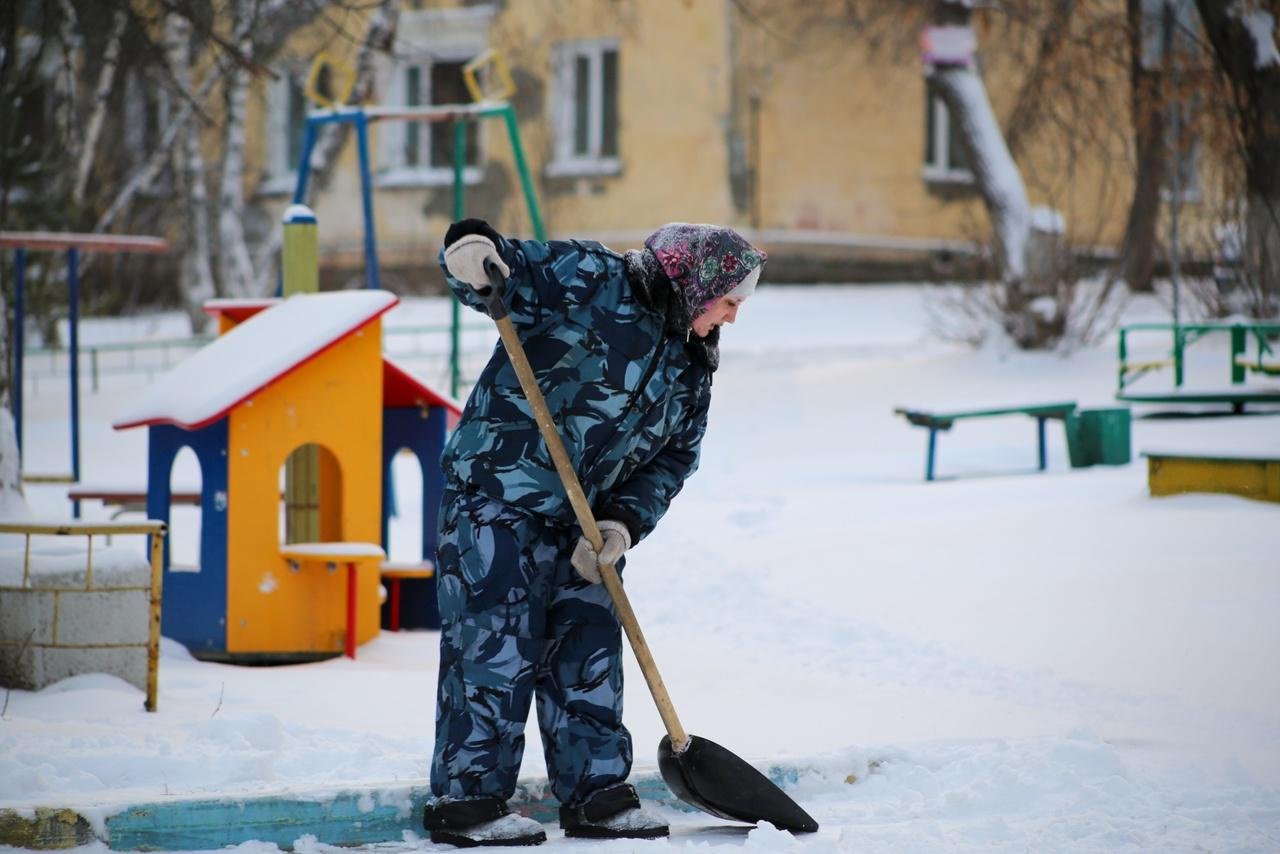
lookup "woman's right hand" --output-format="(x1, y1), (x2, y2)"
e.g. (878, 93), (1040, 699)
(444, 233), (510, 289)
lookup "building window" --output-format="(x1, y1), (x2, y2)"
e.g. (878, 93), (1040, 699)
(548, 40), (619, 177)
(378, 57), (482, 187)
(923, 87), (972, 184)
(262, 71), (309, 195)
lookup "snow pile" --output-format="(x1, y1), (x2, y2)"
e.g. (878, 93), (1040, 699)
(4, 286), (1279, 851)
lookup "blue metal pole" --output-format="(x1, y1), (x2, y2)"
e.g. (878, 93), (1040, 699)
(68, 248), (81, 516)
(925, 429), (937, 482)
(292, 117), (320, 205)
(354, 113), (381, 290)
(13, 248), (25, 458)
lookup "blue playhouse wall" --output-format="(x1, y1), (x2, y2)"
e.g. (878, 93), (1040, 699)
(381, 405), (446, 629)
(146, 421), (229, 655)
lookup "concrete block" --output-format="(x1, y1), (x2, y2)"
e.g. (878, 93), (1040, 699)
(36, 645), (147, 692)
(0, 590), (56, 645)
(56, 590), (150, 646)
(27, 544), (151, 590)
(0, 645), (38, 690)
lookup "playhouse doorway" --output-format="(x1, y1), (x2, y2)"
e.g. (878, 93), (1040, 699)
(278, 444), (343, 544)
(168, 446), (203, 571)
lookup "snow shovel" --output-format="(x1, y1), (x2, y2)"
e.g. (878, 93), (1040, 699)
(477, 260), (818, 834)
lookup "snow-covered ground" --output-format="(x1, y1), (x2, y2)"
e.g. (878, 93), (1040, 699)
(4, 285), (1280, 852)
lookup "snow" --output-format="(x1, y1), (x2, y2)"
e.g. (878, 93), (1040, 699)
(1232, 1), (1280, 69)
(279, 542), (386, 559)
(111, 291), (399, 430)
(5, 285), (1280, 851)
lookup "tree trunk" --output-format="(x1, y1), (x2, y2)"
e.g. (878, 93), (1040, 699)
(1193, 0), (1280, 317)
(0, 288), (27, 518)
(166, 13), (216, 333)
(217, 0), (259, 299)
(1118, 0), (1167, 293)
(72, 9), (127, 207)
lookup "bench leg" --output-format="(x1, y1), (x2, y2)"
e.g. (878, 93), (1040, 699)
(926, 428), (938, 482)
(346, 562), (357, 660)
(1037, 417), (1047, 471)
(390, 577), (402, 632)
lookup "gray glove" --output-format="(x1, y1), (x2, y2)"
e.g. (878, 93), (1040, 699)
(570, 520), (632, 584)
(443, 233), (511, 289)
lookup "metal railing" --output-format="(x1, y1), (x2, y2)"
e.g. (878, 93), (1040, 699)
(0, 520), (166, 711)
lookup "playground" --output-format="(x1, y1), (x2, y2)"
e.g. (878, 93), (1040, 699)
(3, 280), (1278, 851)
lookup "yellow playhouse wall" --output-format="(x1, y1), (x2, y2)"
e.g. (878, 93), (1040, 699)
(225, 324), (384, 655)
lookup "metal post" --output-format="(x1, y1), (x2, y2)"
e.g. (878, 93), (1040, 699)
(926, 428), (938, 482)
(354, 113), (380, 290)
(292, 116), (320, 205)
(68, 248), (81, 511)
(1231, 324), (1246, 384)
(146, 523), (166, 712)
(345, 562), (357, 659)
(501, 104), (547, 241)
(1037, 417), (1048, 471)
(1117, 327), (1128, 390)
(451, 118), (467, 399)
(13, 248), (25, 457)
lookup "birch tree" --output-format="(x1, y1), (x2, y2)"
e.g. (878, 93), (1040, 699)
(216, 0), (260, 299)
(72, 8), (127, 206)
(0, 287), (27, 518)
(165, 12), (216, 330)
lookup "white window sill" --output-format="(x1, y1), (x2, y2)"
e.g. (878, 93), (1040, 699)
(922, 165), (974, 186)
(257, 174), (300, 198)
(375, 167), (484, 189)
(546, 158), (622, 178)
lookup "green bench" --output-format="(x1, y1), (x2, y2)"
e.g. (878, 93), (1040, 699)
(894, 402), (1078, 481)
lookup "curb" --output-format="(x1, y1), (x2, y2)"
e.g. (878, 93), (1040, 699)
(2, 765), (808, 851)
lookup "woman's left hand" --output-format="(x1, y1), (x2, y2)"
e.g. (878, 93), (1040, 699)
(570, 520), (632, 583)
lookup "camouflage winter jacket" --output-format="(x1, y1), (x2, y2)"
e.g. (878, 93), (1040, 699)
(439, 236), (712, 543)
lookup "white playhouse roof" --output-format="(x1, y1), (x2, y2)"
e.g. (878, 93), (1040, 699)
(113, 290), (399, 431)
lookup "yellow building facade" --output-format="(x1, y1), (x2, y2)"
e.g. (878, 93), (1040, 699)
(243, 1), (1190, 282)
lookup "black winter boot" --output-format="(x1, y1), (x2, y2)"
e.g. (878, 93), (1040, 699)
(424, 796), (546, 848)
(559, 783), (669, 840)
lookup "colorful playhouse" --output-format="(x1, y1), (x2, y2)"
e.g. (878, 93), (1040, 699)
(112, 291), (460, 662)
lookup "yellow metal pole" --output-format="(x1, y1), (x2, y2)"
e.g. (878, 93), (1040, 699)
(282, 204), (320, 543)
(146, 522), (166, 712)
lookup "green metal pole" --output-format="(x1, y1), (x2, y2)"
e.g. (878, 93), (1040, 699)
(1231, 324), (1246, 384)
(1118, 328), (1128, 390)
(451, 119), (467, 399)
(502, 104), (546, 241)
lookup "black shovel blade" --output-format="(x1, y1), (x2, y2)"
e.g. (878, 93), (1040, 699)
(658, 734), (819, 833)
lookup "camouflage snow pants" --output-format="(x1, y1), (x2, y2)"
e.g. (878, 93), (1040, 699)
(430, 487), (632, 807)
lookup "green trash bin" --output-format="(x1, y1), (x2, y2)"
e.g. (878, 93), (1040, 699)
(1067, 407), (1132, 467)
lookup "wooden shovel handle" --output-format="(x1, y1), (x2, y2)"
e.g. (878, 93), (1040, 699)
(481, 262), (689, 749)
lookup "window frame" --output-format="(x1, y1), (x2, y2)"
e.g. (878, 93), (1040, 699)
(921, 86), (974, 186)
(547, 39), (621, 178)
(260, 69), (310, 197)
(376, 53), (485, 189)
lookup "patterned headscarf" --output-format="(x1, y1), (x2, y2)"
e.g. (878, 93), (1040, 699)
(644, 224), (767, 322)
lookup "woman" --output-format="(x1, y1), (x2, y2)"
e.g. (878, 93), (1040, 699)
(424, 218), (765, 847)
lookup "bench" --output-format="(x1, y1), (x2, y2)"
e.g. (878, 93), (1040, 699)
(894, 402), (1078, 481)
(380, 561), (435, 631)
(1144, 451), (1280, 504)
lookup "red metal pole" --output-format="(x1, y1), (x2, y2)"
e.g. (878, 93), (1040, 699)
(346, 562), (357, 659)
(390, 577), (402, 632)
